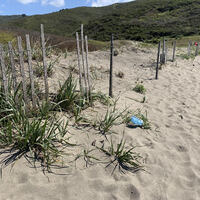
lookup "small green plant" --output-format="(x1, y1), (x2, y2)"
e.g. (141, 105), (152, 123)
(55, 74), (79, 111)
(98, 105), (124, 134)
(75, 149), (99, 167)
(141, 96), (146, 103)
(34, 62), (54, 77)
(91, 91), (113, 106)
(26, 80), (42, 100)
(121, 110), (133, 124)
(98, 136), (142, 174)
(133, 84), (146, 94)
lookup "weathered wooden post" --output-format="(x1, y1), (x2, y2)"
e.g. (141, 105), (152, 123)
(81, 24), (88, 99)
(187, 41), (191, 56)
(0, 45), (8, 96)
(155, 41), (161, 80)
(172, 41), (176, 62)
(165, 40), (168, 63)
(160, 37), (166, 64)
(8, 42), (17, 93)
(76, 32), (83, 95)
(109, 34), (113, 97)
(40, 24), (49, 101)
(26, 34), (36, 108)
(17, 36), (28, 105)
(85, 35), (91, 99)
(195, 42), (199, 56)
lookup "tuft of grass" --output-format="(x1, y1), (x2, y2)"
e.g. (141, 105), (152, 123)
(121, 110), (133, 124)
(75, 149), (100, 167)
(98, 136), (142, 174)
(34, 62), (54, 77)
(98, 105), (124, 134)
(0, 117), (71, 171)
(0, 92), (25, 126)
(26, 80), (41, 100)
(133, 84), (146, 94)
(55, 74), (79, 111)
(141, 96), (146, 103)
(91, 91), (113, 106)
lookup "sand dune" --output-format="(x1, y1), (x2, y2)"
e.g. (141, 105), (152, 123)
(0, 41), (199, 200)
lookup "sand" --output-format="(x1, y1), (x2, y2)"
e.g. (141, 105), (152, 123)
(0, 41), (200, 200)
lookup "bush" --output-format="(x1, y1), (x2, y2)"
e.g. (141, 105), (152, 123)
(133, 84), (146, 94)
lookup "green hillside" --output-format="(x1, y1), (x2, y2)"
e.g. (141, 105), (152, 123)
(1, 0), (200, 42)
(0, 15), (22, 23)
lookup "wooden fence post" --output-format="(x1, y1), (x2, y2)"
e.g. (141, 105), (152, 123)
(165, 40), (168, 63)
(195, 42), (199, 56)
(17, 36), (28, 106)
(8, 42), (17, 94)
(187, 41), (191, 56)
(85, 35), (91, 99)
(26, 34), (36, 108)
(109, 34), (113, 97)
(40, 24), (49, 101)
(76, 32), (83, 95)
(172, 41), (176, 62)
(160, 37), (165, 64)
(81, 24), (88, 99)
(155, 41), (161, 80)
(0, 45), (8, 96)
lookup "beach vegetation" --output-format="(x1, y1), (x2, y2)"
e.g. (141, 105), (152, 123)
(98, 136), (142, 174)
(133, 84), (146, 94)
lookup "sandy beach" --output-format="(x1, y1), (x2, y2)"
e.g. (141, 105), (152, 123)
(0, 41), (199, 200)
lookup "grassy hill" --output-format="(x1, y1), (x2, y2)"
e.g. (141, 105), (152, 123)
(1, 0), (200, 42)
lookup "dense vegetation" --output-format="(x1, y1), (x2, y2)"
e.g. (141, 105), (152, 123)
(0, 0), (200, 42)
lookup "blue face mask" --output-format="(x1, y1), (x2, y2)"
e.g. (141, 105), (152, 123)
(131, 116), (143, 126)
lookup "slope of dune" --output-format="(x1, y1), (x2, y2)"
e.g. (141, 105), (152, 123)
(0, 41), (199, 200)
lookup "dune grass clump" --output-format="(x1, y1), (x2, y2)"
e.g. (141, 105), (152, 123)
(133, 84), (146, 94)
(99, 136), (142, 174)
(75, 149), (100, 167)
(90, 91), (113, 106)
(0, 116), (70, 170)
(98, 105), (123, 134)
(0, 87), (72, 171)
(34, 62), (54, 77)
(0, 92), (25, 126)
(55, 73), (79, 111)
